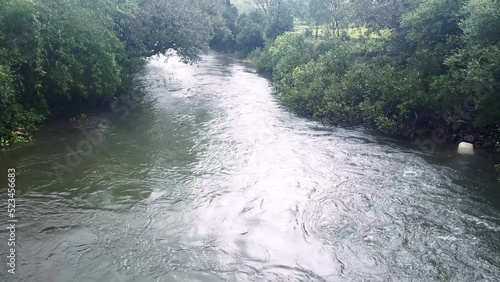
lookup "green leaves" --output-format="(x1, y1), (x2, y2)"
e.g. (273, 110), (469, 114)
(235, 11), (267, 55)
(441, 0), (500, 127)
(0, 0), (229, 148)
(253, 0), (499, 138)
(251, 0), (294, 40)
(462, 0), (500, 45)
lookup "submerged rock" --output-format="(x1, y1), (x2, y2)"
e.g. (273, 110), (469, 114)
(458, 142), (474, 155)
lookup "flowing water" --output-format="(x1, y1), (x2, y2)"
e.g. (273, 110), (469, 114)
(1, 55), (500, 282)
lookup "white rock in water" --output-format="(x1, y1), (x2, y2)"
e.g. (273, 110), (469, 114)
(458, 142), (474, 155)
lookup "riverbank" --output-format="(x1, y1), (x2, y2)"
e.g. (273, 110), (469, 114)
(248, 30), (499, 181)
(0, 0), (230, 151)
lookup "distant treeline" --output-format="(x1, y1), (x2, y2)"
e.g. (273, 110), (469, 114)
(209, 1), (294, 55)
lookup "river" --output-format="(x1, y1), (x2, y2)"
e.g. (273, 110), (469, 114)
(1, 55), (500, 281)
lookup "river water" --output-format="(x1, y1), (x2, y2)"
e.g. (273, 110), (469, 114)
(1, 55), (500, 281)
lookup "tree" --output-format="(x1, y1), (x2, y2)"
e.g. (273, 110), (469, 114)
(121, 0), (216, 61)
(307, 0), (329, 39)
(440, 0), (500, 126)
(324, 0), (348, 37)
(251, 0), (294, 39)
(306, 0), (349, 38)
(236, 11), (267, 55)
(0, 0), (235, 147)
(349, 0), (418, 30)
(210, 1), (240, 52)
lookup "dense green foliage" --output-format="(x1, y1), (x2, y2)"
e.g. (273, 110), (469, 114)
(0, 0), (297, 149)
(252, 0), (500, 146)
(0, 0), (229, 148)
(210, 7), (268, 55)
(209, 0), (295, 55)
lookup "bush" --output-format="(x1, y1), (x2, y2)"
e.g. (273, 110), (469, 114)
(252, 0), (500, 142)
(0, 64), (45, 149)
(0, 0), (224, 148)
